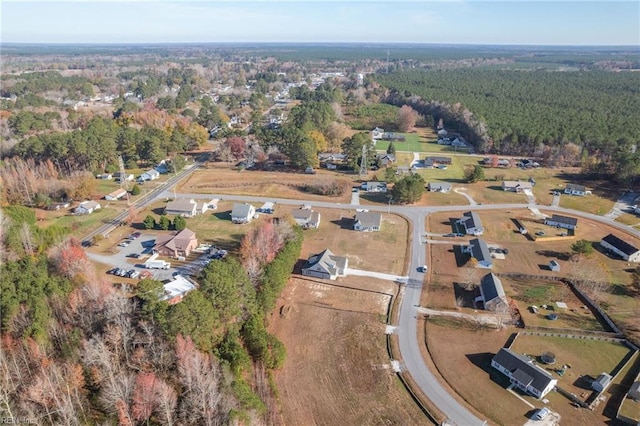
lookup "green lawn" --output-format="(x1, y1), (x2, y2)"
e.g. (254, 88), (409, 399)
(616, 212), (640, 227)
(560, 193), (615, 216)
(55, 207), (118, 236)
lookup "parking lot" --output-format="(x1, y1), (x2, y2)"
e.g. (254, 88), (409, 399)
(87, 232), (217, 281)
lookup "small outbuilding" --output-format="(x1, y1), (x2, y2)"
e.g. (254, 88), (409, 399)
(592, 373), (613, 392)
(629, 381), (640, 401)
(549, 260), (561, 272)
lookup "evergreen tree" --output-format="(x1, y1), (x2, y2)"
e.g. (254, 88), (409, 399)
(143, 215), (156, 230)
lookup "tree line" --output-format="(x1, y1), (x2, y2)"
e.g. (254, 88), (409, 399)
(377, 69), (640, 183)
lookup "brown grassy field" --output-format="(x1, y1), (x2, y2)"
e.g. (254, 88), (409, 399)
(510, 335), (633, 397)
(424, 318), (625, 425)
(301, 209), (408, 275)
(271, 276), (427, 426)
(176, 165), (356, 204)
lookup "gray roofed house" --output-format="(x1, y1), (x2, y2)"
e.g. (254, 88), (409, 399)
(463, 238), (493, 268)
(591, 373), (613, 392)
(301, 249), (349, 280)
(164, 199), (198, 217)
(361, 181), (388, 193)
(564, 183), (587, 196)
(544, 214), (578, 230)
(501, 180), (533, 193)
(231, 203), (256, 224)
(353, 211), (382, 232)
(600, 234), (640, 262)
(491, 348), (558, 399)
(291, 208), (321, 229)
(476, 273), (508, 313)
(428, 182), (452, 193)
(457, 211), (484, 236)
(75, 200), (101, 215)
(377, 153), (396, 167)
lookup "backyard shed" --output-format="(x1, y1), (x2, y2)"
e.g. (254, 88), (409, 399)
(592, 373), (613, 392)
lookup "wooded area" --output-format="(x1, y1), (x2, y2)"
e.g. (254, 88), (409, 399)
(378, 69), (640, 183)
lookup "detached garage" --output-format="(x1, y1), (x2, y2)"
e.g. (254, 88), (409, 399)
(600, 234), (640, 262)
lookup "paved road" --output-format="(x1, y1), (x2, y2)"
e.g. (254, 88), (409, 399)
(93, 176), (640, 424)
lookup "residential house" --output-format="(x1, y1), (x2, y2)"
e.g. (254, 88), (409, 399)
(564, 183), (587, 196)
(104, 188), (128, 201)
(382, 132), (405, 142)
(162, 275), (197, 305)
(301, 249), (348, 280)
(544, 214), (578, 230)
(591, 373), (613, 392)
(463, 238), (493, 269)
(371, 127), (384, 140)
(549, 260), (561, 272)
(154, 228), (198, 258)
(353, 211), (382, 232)
(600, 234), (640, 262)
(377, 153), (396, 167)
(428, 182), (452, 193)
(164, 199), (198, 217)
(476, 273), (509, 313)
(74, 200), (101, 215)
(437, 129), (448, 137)
(424, 156), (452, 168)
(231, 203), (256, 224)
(96, 173), (113, 180)
(291, 208), (321, 229)
(451, 137), (468, 147)
(457, 211), (484, 236)
(140, 169), (160, 181)
(491, 348), (558, 399)
(501, 181), (533, 193)
(113, 172), (134, 183)
(361, 181), (388, 193)
(318, 153), (346, 163)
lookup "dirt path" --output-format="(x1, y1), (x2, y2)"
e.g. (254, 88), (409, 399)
(418, 307), (509, 327)
(453, 188), (477, 206)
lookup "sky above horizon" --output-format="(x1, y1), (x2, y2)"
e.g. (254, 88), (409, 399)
(2, 1), (639, 46)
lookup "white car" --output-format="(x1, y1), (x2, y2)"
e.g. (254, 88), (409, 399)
(532, 407), (550, 421)
(421, 265), (428, 272)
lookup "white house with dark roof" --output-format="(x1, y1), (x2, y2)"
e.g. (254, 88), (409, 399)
(301, 249), (348, 280)
(371, 127), (384, 140)
(476, 273), (508, 313)
(457, 211), (484, 236)
(231, 203), (256, 224)
(491, 348), (558, 399)
(564, 183), (587, 196)
(353, 211), (382, 232)
(428, 182), (452, 193)
(462, 238), (493, 269)
(544, 214), (578, 230)
(600, 234), (640, 262)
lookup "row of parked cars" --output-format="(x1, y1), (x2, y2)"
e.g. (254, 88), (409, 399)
(107, 267), (153, 280)
(117, 232), (142, 248)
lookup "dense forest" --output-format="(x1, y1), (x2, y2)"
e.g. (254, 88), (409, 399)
(0, 204), (303, 424)
(378, 69), (640, 183)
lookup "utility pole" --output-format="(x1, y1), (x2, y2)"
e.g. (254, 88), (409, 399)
(386, 49), (390, 74)
(118, 155), (130, 205)
(359, 143), (368, 177)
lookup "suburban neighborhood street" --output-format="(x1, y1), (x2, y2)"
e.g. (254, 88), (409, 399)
(87, 175), (640, 425)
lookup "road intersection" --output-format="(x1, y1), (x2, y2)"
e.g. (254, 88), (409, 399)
(86, 173), (640, 425)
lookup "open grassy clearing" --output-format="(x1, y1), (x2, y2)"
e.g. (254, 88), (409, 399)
(301, 208), (408, 275)
(506, 279), (607, 331)
(177, 165), (356, 204)
(560, 193), (616, 216)
(510, 335), (633, 397)
(41, 206), (118, 236)
(616, 212), (640, 227)
(271, 277), (426, 426)
(424, 318), (624, 425)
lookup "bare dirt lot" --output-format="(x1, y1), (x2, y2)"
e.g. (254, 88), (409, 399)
(271, 276), (427, 426)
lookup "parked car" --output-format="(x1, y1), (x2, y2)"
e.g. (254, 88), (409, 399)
(118, 240), (131, 247)
(532, 407), (550, 421)
(127, 253), (141, 258)
(107, 268), (117, 275)
(421, 265), (428, 273)
(129, 270), (140, 279)
(535, 231), (545, 236)
(131, 232), (141, 238)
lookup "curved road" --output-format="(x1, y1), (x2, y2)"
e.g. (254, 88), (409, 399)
(96, 181), (640, 425)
